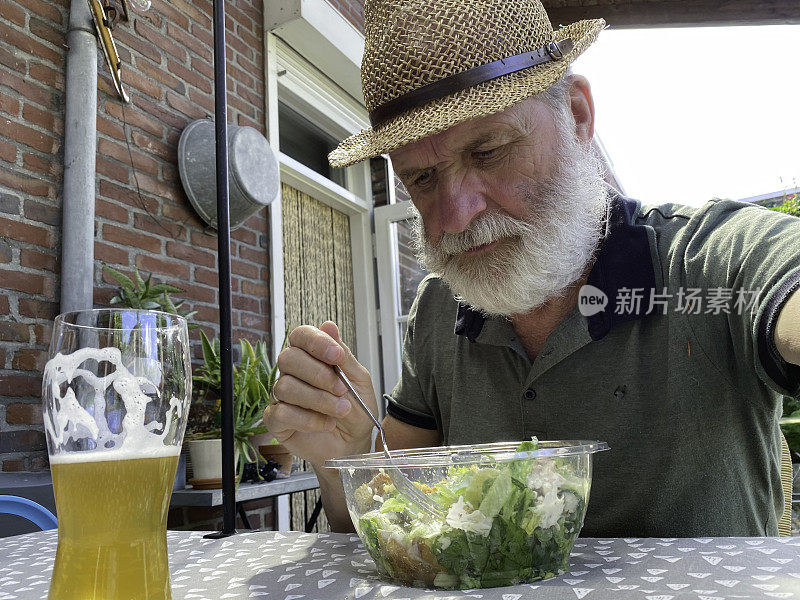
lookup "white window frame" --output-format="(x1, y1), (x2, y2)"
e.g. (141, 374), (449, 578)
(374, 200), (418, 414)
(266, 33), (379, 410)
(265, 32), (379, 530)
(269, 36), (379, 380)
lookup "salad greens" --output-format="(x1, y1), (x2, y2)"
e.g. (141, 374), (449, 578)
(354, 439), (588, 589)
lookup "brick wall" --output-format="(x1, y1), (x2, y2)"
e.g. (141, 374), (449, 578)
(0, 0), (67, 473)
(328, 0), (364, 32)
(0, 0), (271, 475)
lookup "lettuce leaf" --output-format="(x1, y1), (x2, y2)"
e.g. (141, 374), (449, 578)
(478, 470), (513, 518)
(459, 467), (499, 509)
(505, 438), (539, 482)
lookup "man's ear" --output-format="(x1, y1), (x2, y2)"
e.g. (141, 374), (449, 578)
(567, 74), (595, 144)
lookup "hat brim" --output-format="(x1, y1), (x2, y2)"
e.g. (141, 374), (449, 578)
(329, 19), (605, 168)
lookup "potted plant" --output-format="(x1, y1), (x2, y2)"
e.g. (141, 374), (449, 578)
(247, 333), (293, 474)
(102, 265), (197, 489)
(102, 264), (198, 324)
(187, 331), (279, 485)
(780, 397), (800, 490)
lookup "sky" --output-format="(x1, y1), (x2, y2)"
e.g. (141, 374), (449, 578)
(574, 25), (800, 206)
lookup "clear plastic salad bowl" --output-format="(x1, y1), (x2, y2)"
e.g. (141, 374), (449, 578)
(324, 439), (609, 590)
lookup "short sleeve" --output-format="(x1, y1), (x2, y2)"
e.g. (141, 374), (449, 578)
(678, 200), (800, 398)
(384, 276), (439, 430)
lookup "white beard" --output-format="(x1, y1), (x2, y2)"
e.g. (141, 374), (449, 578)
(411, 107), (609, 318)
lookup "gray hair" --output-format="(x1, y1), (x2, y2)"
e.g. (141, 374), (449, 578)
(534, 68), (574, 120)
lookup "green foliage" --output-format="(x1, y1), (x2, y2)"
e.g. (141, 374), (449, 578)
(768, 193), (800, 218)
(190, 330), (281, 482)
(102, 264), (198, 326)
(781, 396), (800, 461)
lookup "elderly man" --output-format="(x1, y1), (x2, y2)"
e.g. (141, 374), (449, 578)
(263, 0), (800, 537)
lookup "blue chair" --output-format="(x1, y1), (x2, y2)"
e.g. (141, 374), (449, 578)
(0, 495), (58, 531)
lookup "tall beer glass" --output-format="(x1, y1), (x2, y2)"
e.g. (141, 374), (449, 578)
(42, 309), (191, 600)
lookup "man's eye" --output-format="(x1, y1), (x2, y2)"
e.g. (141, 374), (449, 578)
(413, 170), (434, 187)
(473, 148), (498, 160)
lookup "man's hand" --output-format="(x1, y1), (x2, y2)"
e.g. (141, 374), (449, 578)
(775, 288), (800, 366)
(262, 321), (376, 470)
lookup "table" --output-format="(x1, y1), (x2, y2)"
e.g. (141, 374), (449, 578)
(170, 471), (319, 507)
(1, 531), (799, 599)
(169, 471), (319, 531)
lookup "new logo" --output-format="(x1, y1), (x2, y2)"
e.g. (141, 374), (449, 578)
(578, 285), (608, 317)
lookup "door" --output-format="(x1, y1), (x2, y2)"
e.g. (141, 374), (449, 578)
(282, 182), (357, 533)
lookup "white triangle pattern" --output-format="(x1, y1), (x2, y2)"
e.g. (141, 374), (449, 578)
(0, 529), (798, 598)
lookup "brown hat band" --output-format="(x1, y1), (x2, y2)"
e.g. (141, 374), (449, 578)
(368, 38), (574, 128)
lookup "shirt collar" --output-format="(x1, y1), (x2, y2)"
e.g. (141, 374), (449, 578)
(453, 193), (658, 343)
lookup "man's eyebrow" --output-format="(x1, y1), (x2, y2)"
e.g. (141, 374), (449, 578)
(397, 167), (424, 181)
(460, 131), (503, 152)
(396, 131), (509, 181)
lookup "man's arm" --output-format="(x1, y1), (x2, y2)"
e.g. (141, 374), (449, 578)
(775, 287), (800, 366)
(317, 415), (441, 532)
(384, 413), (441, 451)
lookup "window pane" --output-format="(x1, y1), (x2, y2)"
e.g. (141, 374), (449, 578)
(278, 102), (346, 187)
(399, 320), (409, 348)
(394, 218), (427, 315)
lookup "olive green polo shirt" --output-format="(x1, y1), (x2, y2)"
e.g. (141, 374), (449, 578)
(386, 195), (800, 538)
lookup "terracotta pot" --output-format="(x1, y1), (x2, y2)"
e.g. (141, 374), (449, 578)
(259, 443), (294, 475)
(249, 432), (274, 449)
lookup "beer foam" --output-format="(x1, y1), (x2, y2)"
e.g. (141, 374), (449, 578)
(49, 444), (180, 465)
(44, 347), (187, 455)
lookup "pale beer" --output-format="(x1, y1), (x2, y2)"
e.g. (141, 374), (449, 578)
(49, 448), (180, 599)
(43, 310), (191, 600)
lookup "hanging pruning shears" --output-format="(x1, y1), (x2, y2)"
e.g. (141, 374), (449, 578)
(87, 0), (133, 103)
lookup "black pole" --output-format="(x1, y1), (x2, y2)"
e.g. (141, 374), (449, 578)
(206, 0), (237, 538)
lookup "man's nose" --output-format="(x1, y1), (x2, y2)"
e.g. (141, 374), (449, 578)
(437, 176), (486, 234)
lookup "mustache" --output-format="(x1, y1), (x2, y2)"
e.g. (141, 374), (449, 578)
(429, 211), (534, 256)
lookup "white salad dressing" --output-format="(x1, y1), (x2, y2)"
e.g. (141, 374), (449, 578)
(526, 457), (580, 527)
(526, 458), (566, 495)
(445, 496), (493, 535)
(535, 488), (566, 528)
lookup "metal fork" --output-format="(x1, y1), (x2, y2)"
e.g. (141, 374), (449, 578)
(333, 365), (446, 519)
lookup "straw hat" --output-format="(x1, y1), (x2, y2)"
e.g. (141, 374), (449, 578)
(329, 0), (605, 168)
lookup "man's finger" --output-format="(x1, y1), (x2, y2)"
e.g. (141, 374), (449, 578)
(287, 324), (344, 365)
(319, 321), (371, 386)
(272, 374), (352, 418)
(263, 401), (336, 435)
(277, 347), (347, 396)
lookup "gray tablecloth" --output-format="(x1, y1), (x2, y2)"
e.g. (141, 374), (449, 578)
(1, 530), (799, 599)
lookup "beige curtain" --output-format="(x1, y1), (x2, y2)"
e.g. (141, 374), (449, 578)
(282, 183), (356, 532)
